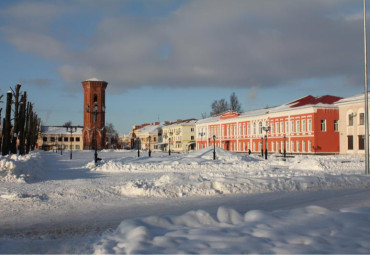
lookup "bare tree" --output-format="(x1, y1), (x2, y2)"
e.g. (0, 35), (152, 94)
(230, 92), (242, 112)
(105, 122), (119, 148)
(201, 112), (208, 119)
(210, 99), (229, 116)
(63, 121), (72, 127)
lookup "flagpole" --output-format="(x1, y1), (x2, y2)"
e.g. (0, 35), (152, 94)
(364, 0), (369, 174)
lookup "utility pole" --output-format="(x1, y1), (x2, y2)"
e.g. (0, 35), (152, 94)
(364, 0), (369, 174)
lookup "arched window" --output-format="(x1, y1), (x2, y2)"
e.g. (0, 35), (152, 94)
(94, 94), (98, 103)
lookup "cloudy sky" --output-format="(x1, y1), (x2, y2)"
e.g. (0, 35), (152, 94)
(0, 0), (367, 133)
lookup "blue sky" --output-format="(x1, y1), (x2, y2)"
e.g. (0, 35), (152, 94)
(0, 0), (367, 133)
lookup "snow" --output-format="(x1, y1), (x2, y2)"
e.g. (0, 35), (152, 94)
(1, 148), (370, 253)
(41, 126), (83, 135)
(94, 206), (370, 254)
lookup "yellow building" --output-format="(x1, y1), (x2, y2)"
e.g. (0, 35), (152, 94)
(38, 126), (84, 151)
(336, 93), (368, 155)
(162, 119), (197, 153)
(135, 124), (162, 151)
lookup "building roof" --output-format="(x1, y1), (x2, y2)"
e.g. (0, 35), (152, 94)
(336, 93), (368, 105)
(136, 124), (162, 135)
(196, 95), (342, 125)
(162, 119), (197, 128)
(41, 126), (83, 135)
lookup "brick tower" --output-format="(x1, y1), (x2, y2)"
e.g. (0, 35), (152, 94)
(82, 78), (108, 150)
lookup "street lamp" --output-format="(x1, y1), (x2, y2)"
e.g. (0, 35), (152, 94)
(60, 134), (63, 155)
(168, 137), (171, 156)
(283, 135), (286, 158)
(148, 136), (151, 157)
(213, 135), (216, 160)
(66, 126), (77, 160)
(137, 137), (140, 157)
(199, 131), (205, 149)
(262, 126), (271, 160)
(261, 137), (264, 157)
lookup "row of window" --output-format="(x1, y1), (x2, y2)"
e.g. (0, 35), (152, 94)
(55, 145), (81, 150)
(347, 135), (365, 150)
(205, 119), (338, 138)
(43, 137), (80, 142)
(348, 112), (365, 126)
(198, 140), (313, 153)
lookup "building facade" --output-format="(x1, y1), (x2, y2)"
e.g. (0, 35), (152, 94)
(336, 93), (368, 155)
(82, 78), (108, 150)
(134, 123), (162, 151)
(196, 95), (342, 154)
(162, 119), (197, 153)
(38, 126), (83, 151)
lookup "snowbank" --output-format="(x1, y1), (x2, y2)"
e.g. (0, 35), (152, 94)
(93, 206), (370, 254)
(0, 152), (41, 183)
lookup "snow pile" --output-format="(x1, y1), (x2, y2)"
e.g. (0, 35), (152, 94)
(93, 206), (370, 254)
(183, 146), (243, 161)
(114, 172), (370, 198)
(0, 153), (41, 183)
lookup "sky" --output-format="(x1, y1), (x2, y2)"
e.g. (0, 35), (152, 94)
(0, 0), (368, 133)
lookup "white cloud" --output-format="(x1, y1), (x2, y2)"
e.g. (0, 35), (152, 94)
(0, 0), (365, 92)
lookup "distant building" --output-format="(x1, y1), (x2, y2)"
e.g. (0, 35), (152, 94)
(38, 126), (83, 151)
(82, 78), (108, 150)
(196, 95), (342, 154)
(162, 119), (197, 153)
(133, 122), (162, 150)
(336, 93), (368, 155)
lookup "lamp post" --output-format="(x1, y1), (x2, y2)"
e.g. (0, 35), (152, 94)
(66, 126), (77, 160)
(262, 126), (271, 160)
(199, 131), (205, 149)
(283, 135), (286, 158)
(148, 136), (151, 157)
(86, 103), (105, 165)
(137, 137), (140, 157)
(261, 137), (264, 157)
(213, 135), (216, 160)
(168, 137), (171, 156)
(60, 134), (63, 155)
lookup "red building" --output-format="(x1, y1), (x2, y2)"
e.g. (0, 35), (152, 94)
(196, 95), (342, 154)
(82, 78), (108, 150)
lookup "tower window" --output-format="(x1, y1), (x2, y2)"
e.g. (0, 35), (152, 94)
(94, 94), (98, 102)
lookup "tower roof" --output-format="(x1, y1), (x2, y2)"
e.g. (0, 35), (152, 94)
(85, 78), (106, 82)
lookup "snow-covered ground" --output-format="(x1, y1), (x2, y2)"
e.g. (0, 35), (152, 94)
(0, 147), (370, 253)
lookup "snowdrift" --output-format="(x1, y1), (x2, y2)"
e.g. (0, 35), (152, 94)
(93, 206), (370, 254)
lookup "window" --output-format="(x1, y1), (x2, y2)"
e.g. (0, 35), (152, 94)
(302, 141), (306, 152)
(64, 137), (68, 142)
(296, 141), (300, 152)
(76, 145), (80, 150)
(308, 141), (312, 152)
(308, 119), (312, 132)
(70, 145), (74, 150)
(360, 113), (365, 126)
(348, 136), (353, 150)
(321, 120), (326, 131)
(348, 114), (354, 126)
(191, 128), (194, 132)
(50, 137), (55, 142)
(359, 135), (365, 150)
(291, 141), (294, 152)
(275, 122), (279, 133)
(154, 137), (157, 142)
(302, 120), (306, 132)
(280, 122), (284, 133)
(271, 123), (274, 134)
(43, 137), (47, 142)
(253, 123), (256, 135)
(296, 120), (300, 133)
(93, 94), (98, 102)
(271, 142), (274, 152)
(76, 137), (80, 142)
(191, 136), (194, 140)
(70, 137), (74, 142)
(243, 125), (246, 136)
(259, 122), (263, 134)
(291, 121), (294, 133)
(285, 121), (289, 133)
(334, 120), (339, 132)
